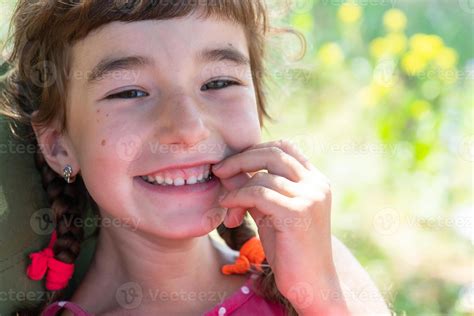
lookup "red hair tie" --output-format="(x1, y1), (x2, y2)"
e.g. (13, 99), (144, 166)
(221, 236), (267, 275)
(26, 230), (75, 291)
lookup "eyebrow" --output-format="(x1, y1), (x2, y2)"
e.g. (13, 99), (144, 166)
(87, 55), (152, 85)
(197, 47), (250, 67)
(86, 47), (250, 85)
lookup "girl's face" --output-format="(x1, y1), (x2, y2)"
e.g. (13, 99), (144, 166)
(65, 15), (261, 238)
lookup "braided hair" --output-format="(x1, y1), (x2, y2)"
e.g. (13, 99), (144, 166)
(0, 1), (303, 315)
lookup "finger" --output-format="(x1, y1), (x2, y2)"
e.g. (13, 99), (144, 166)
(212, 147), (307, 182)
(218, 172), (251, 228)
(245, 171), (301, 198)
(219, 171), (250, 192)
(219, 185), (302, 219)
(223, 172), (301, 228)
(247, 140), (331, 183)
(217, 172), (251, 228)
(248, 139), (316, 172)
(224, 207), (247, 228)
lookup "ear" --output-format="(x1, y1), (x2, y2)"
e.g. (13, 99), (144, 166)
(31, 110), (80, 178)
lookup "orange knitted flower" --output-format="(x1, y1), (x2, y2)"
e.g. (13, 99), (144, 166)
(221, 237), (266, 275)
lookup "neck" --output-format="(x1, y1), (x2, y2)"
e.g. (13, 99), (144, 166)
(97, 224), (220, 289)
(74, 218), (231, 313)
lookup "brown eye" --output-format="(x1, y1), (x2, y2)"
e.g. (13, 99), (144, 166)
(201, 80), (239, 91)
(107, 90), (149, 99)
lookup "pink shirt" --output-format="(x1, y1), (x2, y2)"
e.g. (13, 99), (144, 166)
(42, 273), (287, 315)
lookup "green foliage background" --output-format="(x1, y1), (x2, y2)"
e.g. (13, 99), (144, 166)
(0, 0), (472, 315)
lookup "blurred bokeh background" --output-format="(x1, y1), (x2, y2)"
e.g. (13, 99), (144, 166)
(1, 0), (472, 315)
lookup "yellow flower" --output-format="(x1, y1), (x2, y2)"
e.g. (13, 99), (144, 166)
(434, 47), (458, 69)
(317, 43), (345, 66)
(401, 51), (428, 75)
(370, 33), (407, 59)
(409, 34), (444, 60)
(338, 2), (362, 24)
(383, 9), (407, 32)
(409, 99), (431, 120)
(386, 32), (408, 55)
(370, 37), (388, 59)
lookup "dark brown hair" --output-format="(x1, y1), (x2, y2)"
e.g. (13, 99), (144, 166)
(0, 1), (302, 315)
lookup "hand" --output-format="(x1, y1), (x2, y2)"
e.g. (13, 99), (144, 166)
(212, 140), (349, 315)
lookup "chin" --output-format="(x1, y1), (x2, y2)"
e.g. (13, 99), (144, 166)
(139, 207), (226, 240)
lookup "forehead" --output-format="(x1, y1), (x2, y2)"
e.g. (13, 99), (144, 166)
(69, 15), (249, 75)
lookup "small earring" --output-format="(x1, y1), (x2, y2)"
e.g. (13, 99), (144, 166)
(62, 164), (75, 183)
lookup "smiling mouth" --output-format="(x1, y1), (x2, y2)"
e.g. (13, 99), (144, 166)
(138, 170), (215, 186)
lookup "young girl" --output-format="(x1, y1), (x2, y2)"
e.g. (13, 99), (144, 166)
(1, 1), (390, 315)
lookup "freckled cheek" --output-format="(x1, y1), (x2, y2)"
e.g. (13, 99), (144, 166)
(79, 141), (133, 209)
(75, 110), (141, 194)
(79, 130), (136, 182)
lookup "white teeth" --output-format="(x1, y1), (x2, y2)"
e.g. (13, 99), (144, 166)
(173, 177), (185, 186)
(142, 171), (212, 186)
(186, 176), (197, 185)
(155, 175), (164, 184)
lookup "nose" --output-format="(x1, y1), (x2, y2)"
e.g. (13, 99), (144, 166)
(154, 91), (210, 147)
